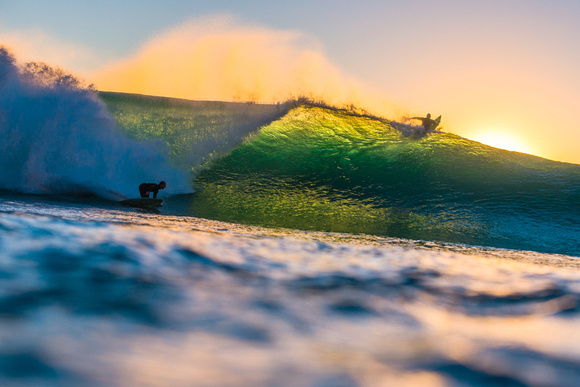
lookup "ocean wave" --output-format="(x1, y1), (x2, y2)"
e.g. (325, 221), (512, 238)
(189, 105), (580, 255)
(97, 93), (580, 255)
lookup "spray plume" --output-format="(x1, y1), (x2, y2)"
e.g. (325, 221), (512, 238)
(0, 47), (189, 199)
(93, 16), (396, 116)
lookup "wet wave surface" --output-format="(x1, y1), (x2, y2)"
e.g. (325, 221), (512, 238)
(189, 106), (580, 256)
(1, 196), (580, 386)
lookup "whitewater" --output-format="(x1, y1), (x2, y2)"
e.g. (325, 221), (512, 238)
(1, 48), (580, 386)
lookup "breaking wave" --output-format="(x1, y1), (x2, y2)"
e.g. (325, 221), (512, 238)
(0, 48), (189, 199)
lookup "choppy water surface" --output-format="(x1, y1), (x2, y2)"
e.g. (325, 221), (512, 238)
(1, 196), (579, 386)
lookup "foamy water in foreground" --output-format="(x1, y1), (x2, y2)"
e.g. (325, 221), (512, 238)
(1, 195), (579, 386)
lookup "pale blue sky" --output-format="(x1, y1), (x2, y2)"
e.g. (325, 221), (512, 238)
(2, 0), (580, 163)
(4, 0), (579, 81)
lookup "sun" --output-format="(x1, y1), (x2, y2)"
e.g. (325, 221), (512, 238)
(471, 131), (532, 154)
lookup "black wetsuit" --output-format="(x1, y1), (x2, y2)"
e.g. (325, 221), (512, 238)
(139, 183), (162, 198)
(411, 116), (437, 132)
(420, 117), (436, 131)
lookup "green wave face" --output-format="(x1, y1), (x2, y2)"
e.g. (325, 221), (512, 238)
(101, 93), (579, 256)
(193, 106), (580, 255)
(100, 92), (290, 171)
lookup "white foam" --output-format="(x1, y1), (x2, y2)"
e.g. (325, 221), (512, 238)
(0, 48), (190, 198)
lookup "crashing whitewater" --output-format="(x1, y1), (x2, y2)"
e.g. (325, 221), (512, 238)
(0, 48), (189, 199)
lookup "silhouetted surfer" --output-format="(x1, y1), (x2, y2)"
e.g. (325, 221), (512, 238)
(411, 113), (439, 132)
(139, 181), (166, 198)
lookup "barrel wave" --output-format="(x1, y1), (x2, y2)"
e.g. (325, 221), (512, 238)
(98, 92), (580, 256)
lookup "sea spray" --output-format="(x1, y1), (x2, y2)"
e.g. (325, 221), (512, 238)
(0, 47), (190, 199)
(92, 15), (397, 117)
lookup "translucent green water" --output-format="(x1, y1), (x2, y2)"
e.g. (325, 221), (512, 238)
(100, 92), (289, 171)
(102, 95), (580, 256)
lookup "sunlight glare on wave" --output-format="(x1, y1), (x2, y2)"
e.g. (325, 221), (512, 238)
(472, 131), (532, 154)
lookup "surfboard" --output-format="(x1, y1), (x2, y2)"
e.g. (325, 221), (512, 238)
(120, 198), (163, 209)
(428, 115), (441, 131)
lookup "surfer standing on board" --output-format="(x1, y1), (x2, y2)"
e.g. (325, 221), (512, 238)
(410, 113), (439, 132)
(139, 181), (166, 198)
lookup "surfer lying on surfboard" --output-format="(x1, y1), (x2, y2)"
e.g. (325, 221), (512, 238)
(139, 181), (166, 198)
(410, 113), (440, 132)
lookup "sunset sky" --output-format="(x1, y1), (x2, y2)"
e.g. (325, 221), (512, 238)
(2, 0), (580, 164)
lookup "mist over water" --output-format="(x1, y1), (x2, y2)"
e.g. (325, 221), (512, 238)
(93, 16), (397, 117)
(0, 48), (189, 199)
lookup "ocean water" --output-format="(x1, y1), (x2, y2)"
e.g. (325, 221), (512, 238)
(100, 92), (580, 257)
(1, 195), (580, 387)
(1, 48), (580, 386)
